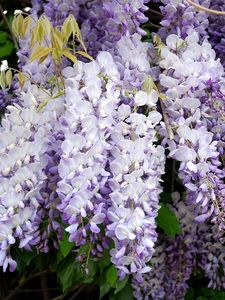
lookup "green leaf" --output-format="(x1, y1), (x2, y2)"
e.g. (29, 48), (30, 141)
(98, 251), (111, 274)
(0, 32), (8, 45)
(22, 250), (36, 266)
(59, 234), (74, 257)
(114, 276), (129, 294)
(106, 265), (118, 287)
(11, 247), (36, 273)
(82, 259), (98, 283)
(211, 292), (225, 300)
(75, 50), (93, 61)
(100, 281), (111, 299)
(57, 249), (64, 263)
(199, 287), (215, 297)
(110, 282), (135, 300)
(0, 40), (14, 58)
(156, 204), (181, 237)
(5, 69), (12, 88)
(30, 46), (52, 63)
(78, 242), (90, 254)
(0, 70), (6, 89)
(57, 255), (97, 291)
(63, 49), (78, 64)
(185, 287), (195, 300)
(57, 256), (81, 291)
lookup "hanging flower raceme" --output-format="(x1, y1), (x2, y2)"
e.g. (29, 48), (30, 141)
(131, 201), (201, 300)
(207, 0), (225, 66)
(57, 51), (121, 258)
(157, 31), (225, 228)
(0, 82), (64, 271)
(158, 0), (210, 40)
(56, 30), (166, 275)
(2, 1), (225, 299)
(107, 104), (165, 278)
(100, 33), (165, 278)
(0, 13), (95, 268)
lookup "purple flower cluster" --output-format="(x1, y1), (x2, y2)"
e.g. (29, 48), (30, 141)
(158, 0), (210, 40)
(157, 30), (225, 227)
(57, 53), (120, 256)
(0, 1), (166, 278)
(0, 89), (13, 111)
(207, 0), (225, 66)
(32, 0), (150, 56)
(132, 199), (225, 299)
(0, 83), (64, 270)
(2, 0), (225, 299)
(107, 105), (164, 278)
(44, 0), (81, 26)
(132, 200), (198, 300)
(56, 42), (165, 275)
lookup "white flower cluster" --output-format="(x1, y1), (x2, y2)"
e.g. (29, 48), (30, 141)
(0, 84), (64, 270)
(159, 31), (225, 226)
(107, 105), (165, 278)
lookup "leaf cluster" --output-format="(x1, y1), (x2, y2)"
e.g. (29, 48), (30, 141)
(12, 14), (93, 65)
(0, 68), (12, 89)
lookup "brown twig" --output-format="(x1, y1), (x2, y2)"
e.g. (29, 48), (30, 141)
(19, 288), (60, 292)
(3, 270), (51, 300)
(51, 284), (82, 300)
(40, 272), (50, 300)
(186, 0), (225, 15)
(148, 8), (163, 17)
(39, 255), (50, 300)
(0, 4), (19, 50)
(146, 22), (161, 29)
(68, 285), (85, 300)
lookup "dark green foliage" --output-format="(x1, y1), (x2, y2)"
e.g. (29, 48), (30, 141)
(156, 203), (181, 237)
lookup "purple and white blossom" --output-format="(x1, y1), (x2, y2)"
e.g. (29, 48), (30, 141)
(57, 52), (121, 256)
(0, 83), (64, 270)
(107, 106), (165, 277)
(158, 30), (225, 227)
(207, 0), (225, 66)
(131, 200), (199, 300)
(2, 1), (225, 298)
(158, 0), (210, 40)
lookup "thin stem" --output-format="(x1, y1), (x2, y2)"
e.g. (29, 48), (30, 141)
(84, 242), (92, 274)
(146, 22), (161, 29)
(51, 28), (65, 92)
(148, 8), (163, 17)
(0, 4), (19, 50)
(186, 0), (225, 15)
(19, 288), (60, 292)
(40, 256), (50, 300)
(51, 284), (81, 300)
(68, 286), (85, 300)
